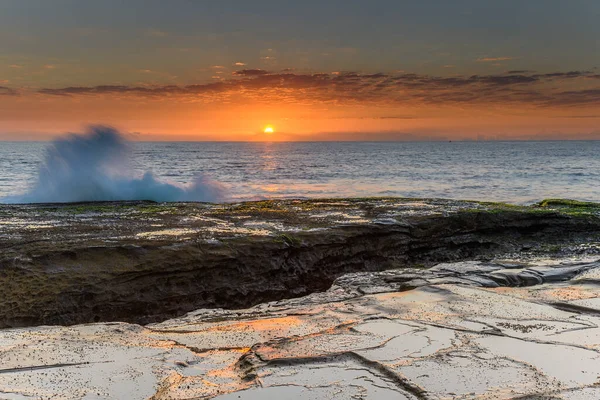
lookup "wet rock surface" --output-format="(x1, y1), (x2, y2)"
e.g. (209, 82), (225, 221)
(1, 198), (600, 328)
(1, 257), (600, 399)
(1, 198), (600, 398)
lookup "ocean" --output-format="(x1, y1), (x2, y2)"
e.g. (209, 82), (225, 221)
(1, 140), (599, 204)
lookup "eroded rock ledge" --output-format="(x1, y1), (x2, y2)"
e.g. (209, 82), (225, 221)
(1, 198), (599, 328)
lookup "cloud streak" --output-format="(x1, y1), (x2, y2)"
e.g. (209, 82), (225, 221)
(476, 57), (514, 62)
(232, 69), (269, 76)
(0, 86), (17, 96)
(35, 69), (600, 107)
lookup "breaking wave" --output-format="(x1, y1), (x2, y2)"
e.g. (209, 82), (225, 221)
(3, 126), (224, 203)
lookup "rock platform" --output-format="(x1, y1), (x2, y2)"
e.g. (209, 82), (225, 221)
(1, 198), (600, 398)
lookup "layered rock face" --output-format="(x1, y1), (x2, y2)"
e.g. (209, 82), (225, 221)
(0, 198), (599, 328)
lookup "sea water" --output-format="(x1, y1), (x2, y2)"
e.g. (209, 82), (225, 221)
(1, 140), (599, 204)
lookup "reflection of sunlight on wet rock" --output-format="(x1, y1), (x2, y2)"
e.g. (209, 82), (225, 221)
(205, 226), (272, 236)
(242, 220), (286, 231)
(136, 228), (197, 238)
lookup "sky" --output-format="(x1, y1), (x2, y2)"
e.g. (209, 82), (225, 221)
(0, 0), (599, 141)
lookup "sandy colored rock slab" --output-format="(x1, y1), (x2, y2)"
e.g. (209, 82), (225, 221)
(1, 258), (599, 399)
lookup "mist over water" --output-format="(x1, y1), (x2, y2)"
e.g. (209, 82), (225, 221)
(1, 126), (224, 204)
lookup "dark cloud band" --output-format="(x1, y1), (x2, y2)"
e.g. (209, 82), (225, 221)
(36, 70), (600, 107)
(0, 86), (17, 96)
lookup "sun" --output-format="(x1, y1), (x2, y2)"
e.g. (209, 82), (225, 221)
(264, 126), (274, 134)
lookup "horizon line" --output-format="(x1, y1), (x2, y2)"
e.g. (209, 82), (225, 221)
(2, 138), (600, 143)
